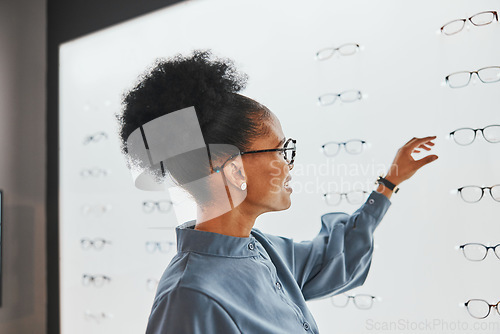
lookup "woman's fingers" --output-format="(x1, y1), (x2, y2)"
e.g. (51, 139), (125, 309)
(407, 136), (436, 152)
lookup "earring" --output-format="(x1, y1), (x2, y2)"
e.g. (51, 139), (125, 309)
(240, 182), (247, 191)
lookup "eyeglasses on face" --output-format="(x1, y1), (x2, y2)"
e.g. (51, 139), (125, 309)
(323, 190), (369, 206)
(458, 243), (500, 261)
(445, 66), (500, 88)
(315, 43), (360, 60)
(463, 299), (500, 319)
(449, 125), (500, 145)
(440, 11), (498, 35)
(455, 185), (500, 203)
(330, 293), (377, 309)
(321, 139), (367, 157)
(212, 138), (296, 173)
(318, 90), (362, 106)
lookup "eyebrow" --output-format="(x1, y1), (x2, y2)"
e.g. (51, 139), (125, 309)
(276, 137), (286, 148)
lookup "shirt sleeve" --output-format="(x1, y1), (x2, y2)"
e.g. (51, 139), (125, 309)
(145, 287), (241, 334)
(262, 190), (391, 301)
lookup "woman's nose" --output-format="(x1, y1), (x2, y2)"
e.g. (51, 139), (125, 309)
(288, 163), (294, 170)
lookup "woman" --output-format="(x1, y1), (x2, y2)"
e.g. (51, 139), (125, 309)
(116, 49), (438, 333)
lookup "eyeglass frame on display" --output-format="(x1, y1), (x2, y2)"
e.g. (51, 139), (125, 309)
(142, 200), (174, 213)
(458, 243), (500, 261)
(445, 66), (500, 88)
(456, 185), (500, 203)
(81, 274), (112, 287)
(323, 190), (369, 206)
(145, 240), (176, 253)
(330, 293), (378, 309)
(449, 125), (500, 145)
(440, 11), (498, 35)
(317, 90), (363, 106)
(463, 299), (500, 319)
(80, 238), (112, 250)
(315, 43), (360, 60)
(83, 131), (108, 145)
(321, 139), (367, 157)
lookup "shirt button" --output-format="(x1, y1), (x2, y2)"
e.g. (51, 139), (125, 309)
(275, 281), (282, 290)
(368, 198), (374, 204)
(248, 243), (255, 250)
(303, 321), (310, 331)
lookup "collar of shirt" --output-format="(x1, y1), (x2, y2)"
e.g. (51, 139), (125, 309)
(175, 220), (259, 258)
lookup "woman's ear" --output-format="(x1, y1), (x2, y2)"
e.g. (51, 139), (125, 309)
(224, 159), (247, 190)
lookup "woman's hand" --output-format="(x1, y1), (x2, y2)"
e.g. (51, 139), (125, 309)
(385, 136), (438, 186)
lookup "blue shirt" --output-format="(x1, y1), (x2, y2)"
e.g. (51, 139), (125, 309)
(146, 190), (391, 333)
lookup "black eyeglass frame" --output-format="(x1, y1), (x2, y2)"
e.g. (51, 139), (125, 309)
(212, 138), (296, 173)
(459, 243), (500, 261)
(449, 125), (500, 145)
(457, 185), (500, 203)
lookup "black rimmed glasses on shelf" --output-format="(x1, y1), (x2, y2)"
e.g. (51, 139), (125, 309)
(142, 200), (174, 213)
(318, 90), (362, 106)
(330, 293), (377, 310)
(321, 139), (367, 157)
(82, 274), (111, 287)
(458, 243), (500, 261)
(323, 190), (369, 206)
(212, 138), (296, 173)
(440, 11), (498, 35)
(455, 185), (500, 203)
(315, 43), (360, 60)
(445, 66), (500, 88)
(463, 299), (500, 319)
(449, 125), (500, 145)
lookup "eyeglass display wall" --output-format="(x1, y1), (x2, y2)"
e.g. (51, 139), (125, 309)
(58, 0), (500, 333)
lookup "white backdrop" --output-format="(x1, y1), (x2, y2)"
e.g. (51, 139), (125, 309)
(59, 0), (500, 333)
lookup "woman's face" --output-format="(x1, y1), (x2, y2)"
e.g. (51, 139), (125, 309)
(241, 111), (293, 213)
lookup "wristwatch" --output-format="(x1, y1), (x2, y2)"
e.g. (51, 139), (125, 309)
(375, 174), (399, 193)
